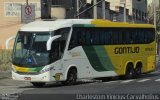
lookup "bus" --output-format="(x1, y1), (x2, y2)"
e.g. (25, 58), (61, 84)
(12, 19), (156, 87)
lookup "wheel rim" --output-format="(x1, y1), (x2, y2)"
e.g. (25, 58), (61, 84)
(136, 67), (141, 76)
(126, 67), (133, 79)
(68, 73), (74, 82)
(66, 70), (77, 84)
(128, 70), (133, 78)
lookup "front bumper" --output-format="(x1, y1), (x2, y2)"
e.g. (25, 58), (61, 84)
(12, 71), (54, 82)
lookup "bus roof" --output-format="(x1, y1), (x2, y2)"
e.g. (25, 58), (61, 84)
(20, 19), (155, 32)
(91, 19), (155, 28)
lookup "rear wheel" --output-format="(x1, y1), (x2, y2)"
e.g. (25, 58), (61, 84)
(62, 69), (77, 85)
(134, 66), (142, 78)
(31, 82), (45, 87)
(124, 64), (134, 79)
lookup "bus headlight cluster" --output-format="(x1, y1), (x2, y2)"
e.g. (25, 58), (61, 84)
(40, 67), (54, 73)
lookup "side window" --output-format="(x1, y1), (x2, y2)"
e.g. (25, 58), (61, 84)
(113, 29), (119, 44)
(148, 29), (155, 43)
(91, 30), (96, 44)
(119, 31), (123, 44)
(126, 29), (130, 44)
(128, 29), (134, 44)
(95, 30), (100, 45)
(68, 27), (155, 48)
(50, 27), (70, 62)
(104, 30), (108, 44)
(144, 29), (149, 43)
(121, 30), (126, 44)
(141, 29), (145, 43)
(136, 29), (143, 43)
(131, 29), (136, 44)
(79, 29), (86, 45)
(86, 28), (92, 45)
(68, 28), (78, 50)
(109, 30), (113, 44)
(55, 27), (70, 52)
(99, 29), (105, 45)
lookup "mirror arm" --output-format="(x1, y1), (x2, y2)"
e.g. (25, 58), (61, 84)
(46, 35), (61, 51)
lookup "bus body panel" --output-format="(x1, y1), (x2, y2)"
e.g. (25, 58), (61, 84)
(12, 19), (156, 83)
(63, 46), (118, 79)
(12, 60), (64, 82)
(103, 42), (156, 75)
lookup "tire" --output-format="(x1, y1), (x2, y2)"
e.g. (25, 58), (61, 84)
(62, 69), (77, 85)
(134, 66), (142, 78)
(125, 64), (134, 80)
(31, 82), (45, 87)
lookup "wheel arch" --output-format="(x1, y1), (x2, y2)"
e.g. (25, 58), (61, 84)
(64, 65), (78, 80)
(135, 61), (143, 69)
(123, 61), (134, 74)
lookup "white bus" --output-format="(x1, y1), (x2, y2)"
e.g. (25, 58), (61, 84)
(12, 19), (156, 87)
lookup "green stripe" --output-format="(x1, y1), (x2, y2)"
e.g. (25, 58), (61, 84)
(93, 46), (115, 71)
(82, 46), (107, 71)
(28, 67), (43, 72)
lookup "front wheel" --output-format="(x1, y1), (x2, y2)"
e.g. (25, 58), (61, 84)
(31, 82), (45, 87)
(62, 69), (77, 85)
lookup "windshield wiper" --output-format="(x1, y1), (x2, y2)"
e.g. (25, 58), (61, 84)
(18, 34), (37, 65)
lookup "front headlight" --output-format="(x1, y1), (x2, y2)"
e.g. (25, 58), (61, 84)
(40, 66), (54, 74)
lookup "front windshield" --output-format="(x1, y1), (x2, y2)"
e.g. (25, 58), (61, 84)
(12, 28), (70, 67)
(12, 31), (50, 67)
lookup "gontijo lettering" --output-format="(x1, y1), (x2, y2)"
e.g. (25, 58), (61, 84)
(115, 47), (139, 54)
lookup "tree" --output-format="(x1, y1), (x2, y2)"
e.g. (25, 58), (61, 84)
(147, 0), (160, 30)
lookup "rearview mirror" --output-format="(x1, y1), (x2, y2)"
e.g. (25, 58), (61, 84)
(46, 35), (61, 51)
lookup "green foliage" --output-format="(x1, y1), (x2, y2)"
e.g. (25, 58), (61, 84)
(0, 50), (12, 71)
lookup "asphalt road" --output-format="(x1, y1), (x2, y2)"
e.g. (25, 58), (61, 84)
(0, 57), (160, 100)
(16, 71), (160, 100)
(0, 69), (159, 100)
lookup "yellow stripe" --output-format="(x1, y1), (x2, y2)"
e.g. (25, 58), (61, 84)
(14, 65), (29, 72)
(91, 19), (154, 28)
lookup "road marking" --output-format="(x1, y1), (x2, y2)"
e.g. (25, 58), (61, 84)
(88, 83), (97, 85)
(155, 79), (160, 82)
(137, 79), (150, 82)
(0, 86), (18, 88)
(104, 81), (119, 84)
(121, 80), (134, 83)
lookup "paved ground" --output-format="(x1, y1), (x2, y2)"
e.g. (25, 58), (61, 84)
(0, 71), (33, 96)
(0, 56), (159, 100)
(15, 71), (160, 100)
(0, 70), (160, 100)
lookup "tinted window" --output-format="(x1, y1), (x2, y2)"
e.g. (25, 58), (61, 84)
(68, 27), (155, 50)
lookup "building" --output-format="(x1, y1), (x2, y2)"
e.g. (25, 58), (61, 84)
(51, 0), (127, 21)
(107, 0), (148, 23)
(147, 0), (160, 28)
(0, 0), (148, 49)
(0, 0), (40, 49)
(51, 0), (147, 23)
(148, 0), (160, 6)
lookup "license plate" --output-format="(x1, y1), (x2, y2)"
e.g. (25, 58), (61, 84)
(24, 77), (31, 80)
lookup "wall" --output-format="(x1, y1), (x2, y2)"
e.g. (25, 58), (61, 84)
(107, 0), (147, 23)
(0, 0), (40, 49)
